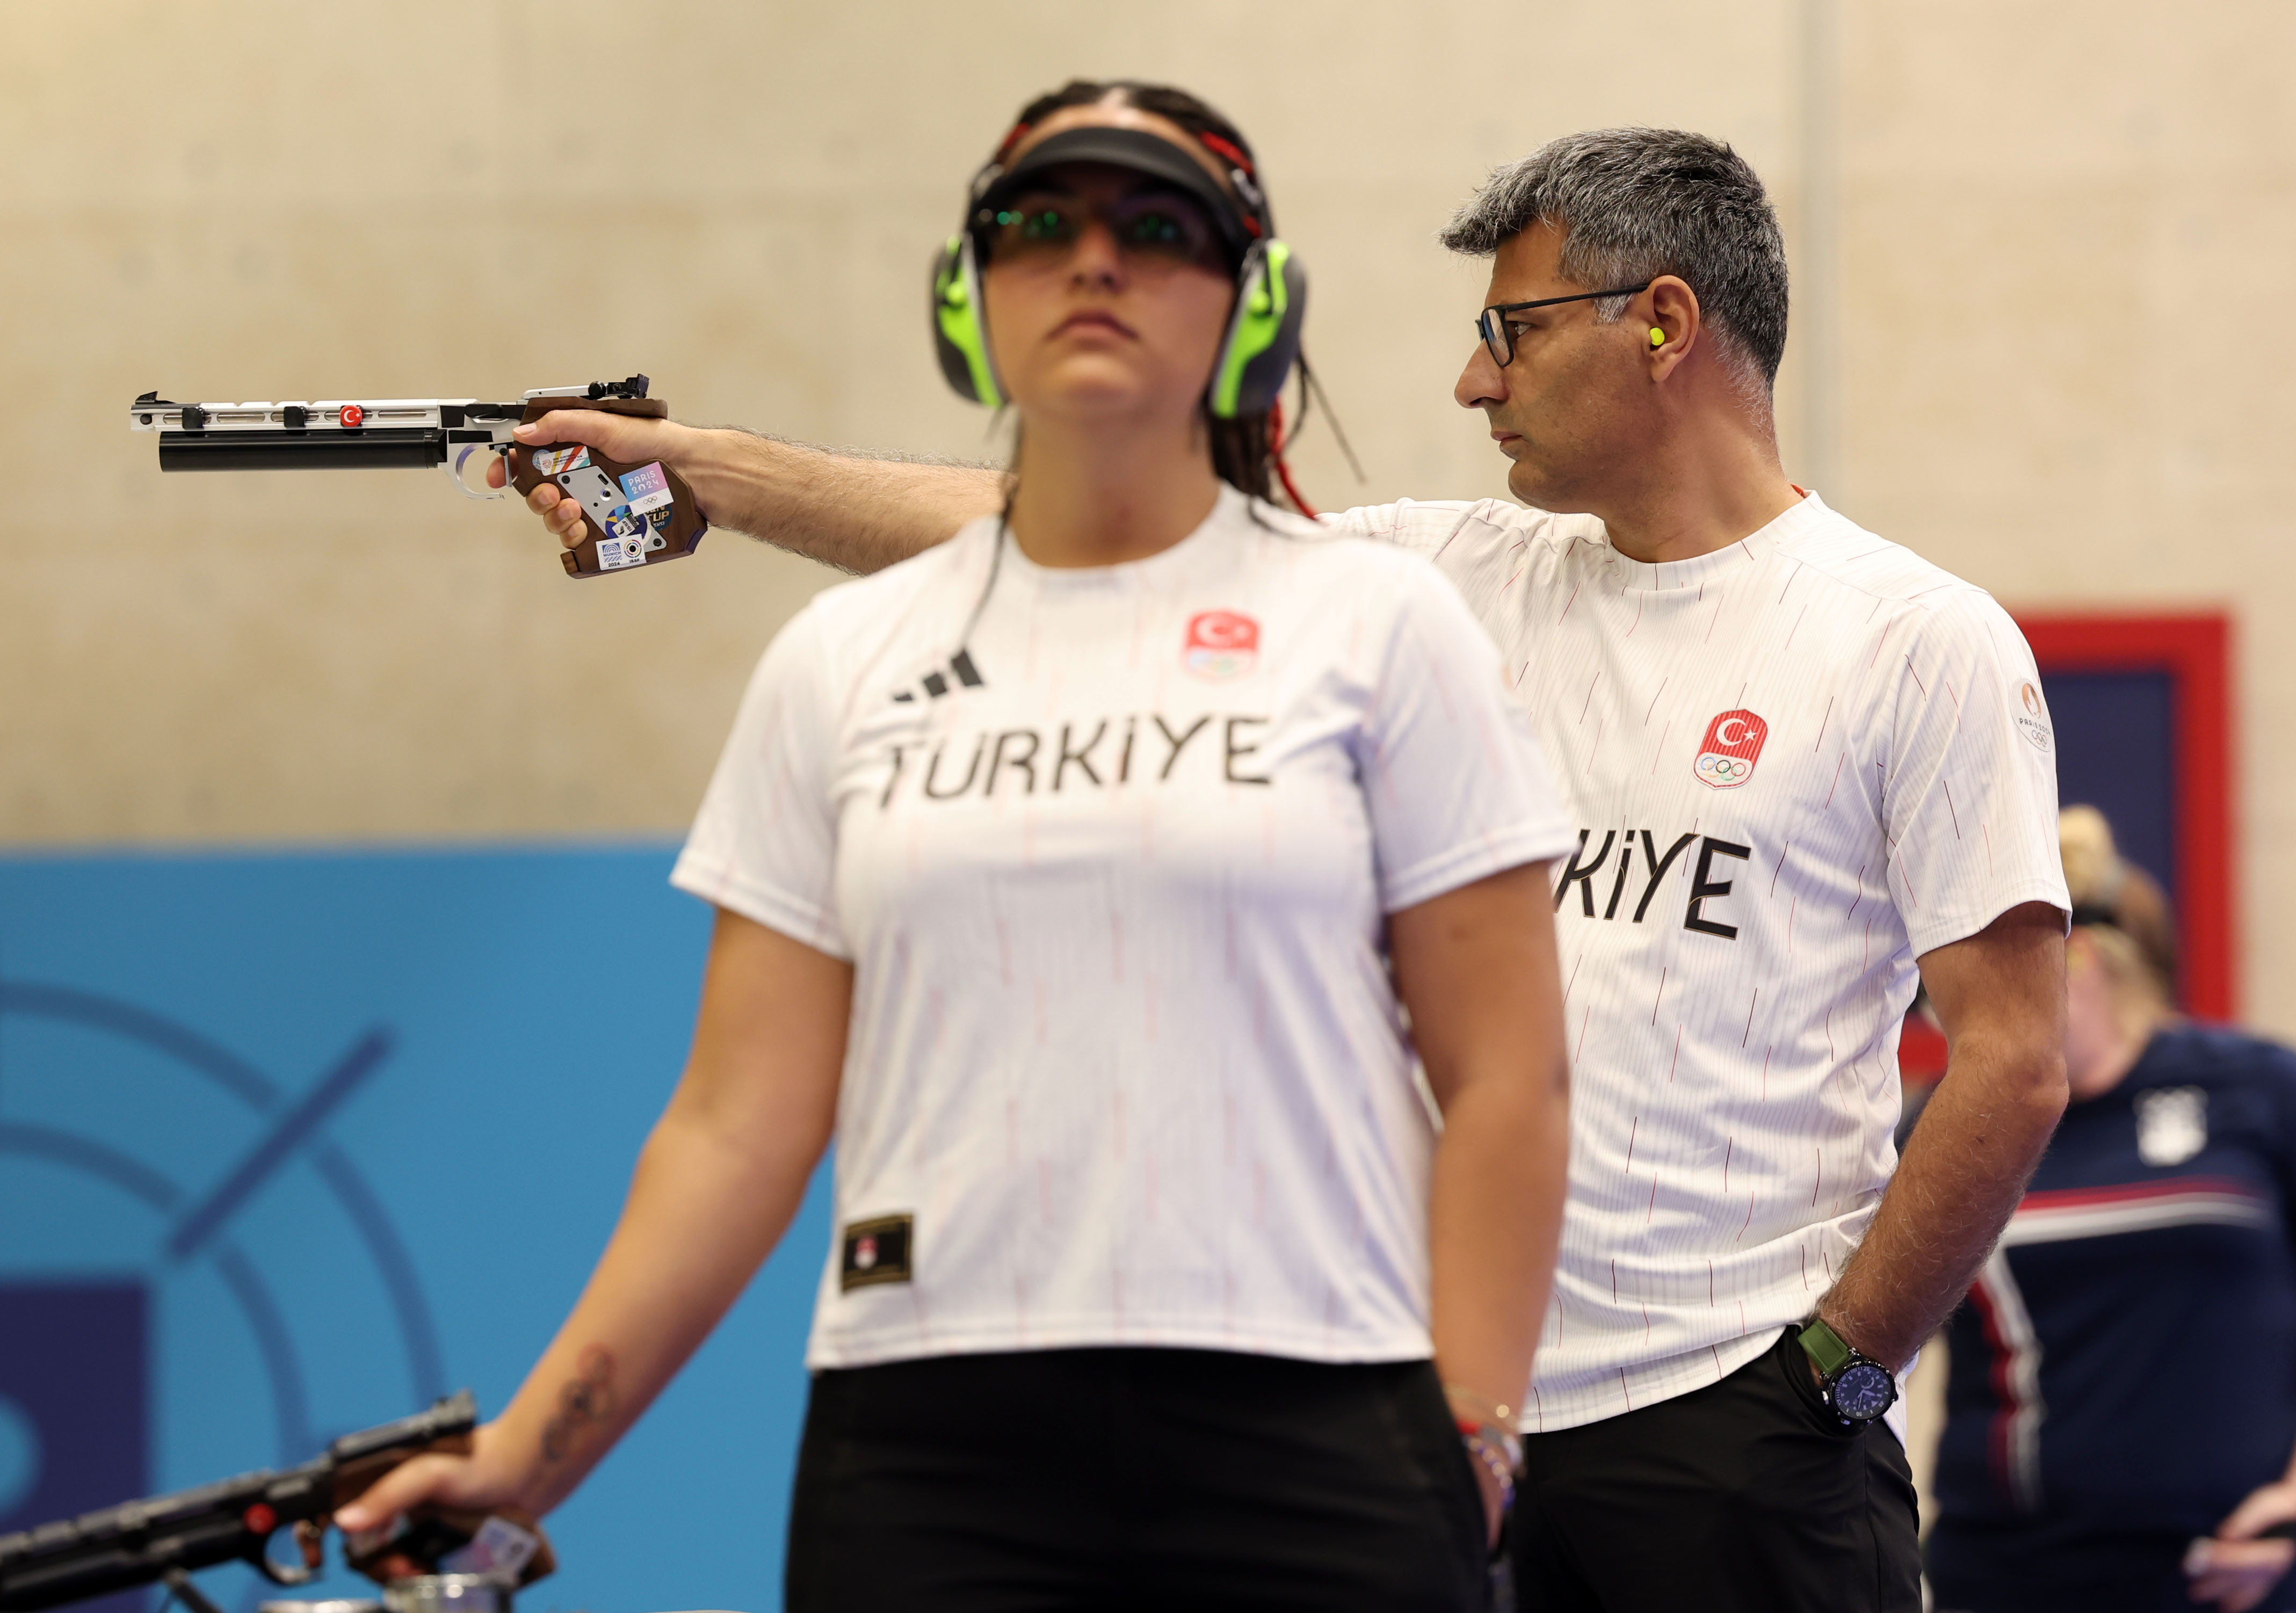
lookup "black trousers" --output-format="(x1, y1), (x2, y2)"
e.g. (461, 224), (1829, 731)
(1509, 1328), (1922, 1612)
(786, 1346), (1490, 1612)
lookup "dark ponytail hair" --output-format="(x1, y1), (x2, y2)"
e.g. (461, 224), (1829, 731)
(994, 79), (1285, 506)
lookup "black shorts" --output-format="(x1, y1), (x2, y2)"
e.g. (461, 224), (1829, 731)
(1928, 1517), (2296, 1613)
(1508, 1327), (1922, 1612)
(785, 1345), (1490, 1612)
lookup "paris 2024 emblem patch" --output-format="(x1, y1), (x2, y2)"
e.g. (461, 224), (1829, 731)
(2013, 680), (2054, 752)
(1694, 709), (1769, 789)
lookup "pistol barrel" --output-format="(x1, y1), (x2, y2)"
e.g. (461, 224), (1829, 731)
(130, 396), (519, 476)
(156, 430), (448, 473)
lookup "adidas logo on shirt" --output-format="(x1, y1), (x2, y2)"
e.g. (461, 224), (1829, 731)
(890, 649), (986, 703)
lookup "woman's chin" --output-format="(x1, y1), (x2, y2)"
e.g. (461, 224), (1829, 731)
(1012, 369), (1182, 427)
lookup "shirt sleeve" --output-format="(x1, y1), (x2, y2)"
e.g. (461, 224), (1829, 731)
(669, 603), (852, 959)
(1318, 498), (1486, 560)
(1881, 591), (2070, 957)
(1357, 557), (1579, 912)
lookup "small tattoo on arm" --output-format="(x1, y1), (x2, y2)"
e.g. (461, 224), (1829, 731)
(540, 1345), (617, 1464)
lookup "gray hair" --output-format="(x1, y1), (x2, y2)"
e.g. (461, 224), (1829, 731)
(1441, 128), (1790, 398)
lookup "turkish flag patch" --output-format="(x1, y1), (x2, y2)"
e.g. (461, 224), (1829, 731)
(1183, 610), (1259, 681)
(1693, 709), (1769, 789)
(839, 1213), (914, 1291)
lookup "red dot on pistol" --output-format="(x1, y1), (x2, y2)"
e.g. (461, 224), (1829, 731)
(339, 404), (365, 428)
(243, 1502), (277, 1535)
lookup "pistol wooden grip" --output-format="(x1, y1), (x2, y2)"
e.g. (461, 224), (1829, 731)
(504, 396), (707, 579)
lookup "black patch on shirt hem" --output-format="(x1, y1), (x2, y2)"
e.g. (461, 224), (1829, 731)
(840, 1213), (914, 1291)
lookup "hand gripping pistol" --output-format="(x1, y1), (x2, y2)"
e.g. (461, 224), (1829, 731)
(128, 376), (706, 578)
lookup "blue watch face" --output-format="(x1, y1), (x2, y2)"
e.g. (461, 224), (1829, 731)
(1832, 1361), (1896, 1422)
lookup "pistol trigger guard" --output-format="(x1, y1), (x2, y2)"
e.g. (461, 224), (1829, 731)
(446, 444), (509, 501)
(249, 1543), (320, 1587)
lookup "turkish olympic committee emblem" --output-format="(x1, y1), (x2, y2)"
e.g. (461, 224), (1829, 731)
(1693, 709), (1769, 789)
(1184, 610), (1259, 681)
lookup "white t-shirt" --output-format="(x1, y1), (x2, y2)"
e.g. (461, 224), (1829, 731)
(1324, 491), (2068, 1432)
(673, 485), (1575, 1371)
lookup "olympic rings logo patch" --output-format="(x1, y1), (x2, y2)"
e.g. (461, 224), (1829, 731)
(1693, 708), (1769, 790)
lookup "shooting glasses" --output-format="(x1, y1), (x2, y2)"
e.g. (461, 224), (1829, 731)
(1474, 281), (1653, 368)
(981, 189), (1232, 274)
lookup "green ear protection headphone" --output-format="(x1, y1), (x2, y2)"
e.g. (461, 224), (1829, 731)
(932, 235), (1002, 405)
(929, 124), (1307, 419)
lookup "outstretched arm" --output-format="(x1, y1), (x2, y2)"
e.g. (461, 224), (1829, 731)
(487, 411), (1007, 576)
(1818, 900), (2068, 1370)
(339, 909), (852, 1530)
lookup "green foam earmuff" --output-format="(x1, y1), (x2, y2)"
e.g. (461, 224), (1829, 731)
(932, 234), (1002, 409)
(1209, 241), (1307, 419)
(928, 233), (1307, 421)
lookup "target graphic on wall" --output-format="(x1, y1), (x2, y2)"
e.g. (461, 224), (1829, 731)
(0, 845), (788, 1613)
(0, 976), (443, 1605)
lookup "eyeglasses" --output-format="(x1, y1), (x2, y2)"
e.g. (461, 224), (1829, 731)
(977, 190), (1230, 272)
(1474, 282), (1653, 368)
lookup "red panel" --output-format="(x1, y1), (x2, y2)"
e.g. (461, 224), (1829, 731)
(1899, 1014), (1950, 1082)
(2011, 613), (2236, 1021)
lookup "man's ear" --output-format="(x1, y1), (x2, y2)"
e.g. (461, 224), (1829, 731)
(1645, 275), (1701, 375)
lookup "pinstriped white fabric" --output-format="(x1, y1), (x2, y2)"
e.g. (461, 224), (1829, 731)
(675, 487), (1576, 1372)
(1324, 491), (2069, 1431)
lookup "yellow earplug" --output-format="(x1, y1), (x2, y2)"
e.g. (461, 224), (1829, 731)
(1649, 327), (1665, 347)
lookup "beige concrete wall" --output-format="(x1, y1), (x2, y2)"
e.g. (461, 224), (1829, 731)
(1838, 0), (2296, 1038)
(1, 0), (1800, 846)
(7, 0), (2292, 1041)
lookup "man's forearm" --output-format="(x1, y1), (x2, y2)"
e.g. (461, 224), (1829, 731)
(683, 426), (1006, 575)
(1820, 1037), (2066, 1369)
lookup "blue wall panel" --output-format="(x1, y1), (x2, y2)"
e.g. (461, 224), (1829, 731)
(0, 849), (831, 1613)
(2039, 667), (2177, 905)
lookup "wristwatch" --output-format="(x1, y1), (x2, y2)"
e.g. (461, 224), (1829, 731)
(1797, 1317), (1896, 1426)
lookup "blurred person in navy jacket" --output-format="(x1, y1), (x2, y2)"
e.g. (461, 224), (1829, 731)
(1926, 806), (2296, 1612)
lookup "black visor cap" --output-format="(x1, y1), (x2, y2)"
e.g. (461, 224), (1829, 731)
(971, 125), (1253, 264)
